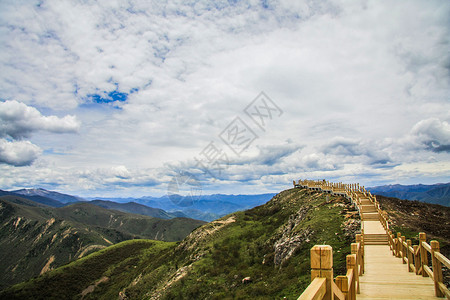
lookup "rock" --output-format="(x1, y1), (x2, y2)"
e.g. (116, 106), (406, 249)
(118, 291), (128, 300)
(273, 206), (313, 267)
(242, 277), (252, 284)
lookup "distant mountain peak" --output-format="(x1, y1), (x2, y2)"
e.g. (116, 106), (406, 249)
(369, 182), (450, 206)
(12, 188), (85, 204)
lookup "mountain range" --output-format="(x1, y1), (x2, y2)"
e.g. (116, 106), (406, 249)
(1, 184), (448, 298)
(1, 188), (276, 222)
(369, 182), (450, 206)
(0, 194), (204, 290)
(93, 193), (276, 221)
(12, 188), (84, 204)
(0, 188), (361, 299)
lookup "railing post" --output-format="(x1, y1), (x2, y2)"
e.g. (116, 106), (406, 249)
(356, 234), (364, 274)
(419, 232), (429, 277)
(413, 245), (420, 275)
(335, 276), (348, 299)
(430, 240), (444, 297)
(310, 245), (334, 300)
(351, 243), (360, 293)
(392, 233), (397, 256)
(346, 254), (356, 300)
(396, 233), (402, 258)
(401, 236), (406, 264)
(407, 240), (413, 272)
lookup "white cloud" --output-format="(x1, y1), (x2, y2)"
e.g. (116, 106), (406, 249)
(0, 0), (449, 195)
(0, 100), (80, 139)
(0, 100), (80, 166)
(0, 139), (42, 166)
(411, 118), (450, 152)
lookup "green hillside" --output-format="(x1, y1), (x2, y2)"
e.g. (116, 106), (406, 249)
(0, 196), (204, 290)
(1, 188), (360, 299)
(89, 200), (179, 219)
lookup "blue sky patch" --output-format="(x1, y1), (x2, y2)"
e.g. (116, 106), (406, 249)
(87, 90), (128, 104)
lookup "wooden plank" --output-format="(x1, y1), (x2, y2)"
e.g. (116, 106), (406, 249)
(409, 263), (416, 273)
(435, 252), (450, 269)
(332, 281), (345, 300)
(358, 245), (438, 299)
(422, 241), (432, 253)
(437, 282), (450, 299)
(431, 241), (444, 297)
(423, 265), (434, 280)
(298, 278), (326, 300)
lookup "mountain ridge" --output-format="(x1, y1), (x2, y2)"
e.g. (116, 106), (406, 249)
(369, 182), (450, 206)
(0, 196), (205, 290)
(12, 188), (85, 204)
(0, 188), (360, 299)
(1, 188), (276, 221)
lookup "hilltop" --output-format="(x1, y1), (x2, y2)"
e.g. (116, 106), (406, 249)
(0, 188), (360, 299)
(0, 196), (204, 290)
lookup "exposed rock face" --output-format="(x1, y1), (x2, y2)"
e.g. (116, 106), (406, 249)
(341, 218), (361, 241)
(273, 206), (313, 267)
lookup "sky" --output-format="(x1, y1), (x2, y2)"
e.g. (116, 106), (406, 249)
(0, 0), (449, 197)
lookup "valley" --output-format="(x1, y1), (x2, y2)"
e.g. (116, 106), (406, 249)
(0, 188), (360, 299)
(0, 195), (204, 290)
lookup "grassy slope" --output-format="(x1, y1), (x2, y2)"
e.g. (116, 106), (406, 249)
(89, 200), (176, 219)
(376, 195), (450, 256)
(0, 198), (204, 290)
(1, 188), (360, 299)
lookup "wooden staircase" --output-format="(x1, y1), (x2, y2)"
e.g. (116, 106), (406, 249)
(360, 199), (380, 221)
(296, 179), (449, 299)
(364, 233), (388, 245)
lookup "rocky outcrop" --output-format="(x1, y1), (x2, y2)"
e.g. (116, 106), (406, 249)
(273, 206), (313, 267)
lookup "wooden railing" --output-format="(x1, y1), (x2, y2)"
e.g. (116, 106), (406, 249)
(294, 179), (365, 300)
(293, 179), (379, 221)
(294, 179), (450, 299)
(387, 231), (450, 298)
(298, 240), (364, 300)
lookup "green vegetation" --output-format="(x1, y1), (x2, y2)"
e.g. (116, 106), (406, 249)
(377, 195), (450, 257)
(1, 188), (360, 299)
(0, 196), (204, 290)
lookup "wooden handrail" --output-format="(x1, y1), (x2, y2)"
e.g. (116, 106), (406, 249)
(435, 252), (450, 269)
(298, 278), (326, 300)
(332, 281), (345, 300)
(386, 230), (450, 298)
(422, 241), (432, 253)
(294, 179), (450, 299)
(298, 245), (361, 300)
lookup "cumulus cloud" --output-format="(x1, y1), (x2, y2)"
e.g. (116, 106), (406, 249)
(0, 1), (449, 194)
(0, 100), (80, 139)
(0, 100), (80, 166)
(0, 139), (42, 166)
(231, 142), (302, 166)
(411, 118), (450, 152)
(322, 137), (392, 166)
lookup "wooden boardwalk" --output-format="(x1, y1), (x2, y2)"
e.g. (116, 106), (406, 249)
(359, 244), (437, 299)
(296, 179), (449, 300)
(360, 220), (438, 299)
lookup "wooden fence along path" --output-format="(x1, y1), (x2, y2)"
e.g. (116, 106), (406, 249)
(294, 179), (450, 300)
